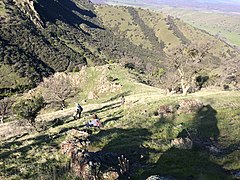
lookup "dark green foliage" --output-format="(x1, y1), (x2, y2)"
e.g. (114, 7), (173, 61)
(13, 96), (45, 126)
(128, 7), (166, 54)
(166, 16), (190, 45)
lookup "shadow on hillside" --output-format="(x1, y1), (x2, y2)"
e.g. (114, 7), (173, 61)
(103, 91), (131, 103)
(85, 102), (121, 115)
(192, 105), (219, 143)
(0, 132), (66, 177)
(90, 128), (158, 166)
(34, 0), (104, 29)
(0, 132), (29, 144)
(0, 134), (55, 159)
(147, 105), (230, 179)
(103, 110), (124, 126)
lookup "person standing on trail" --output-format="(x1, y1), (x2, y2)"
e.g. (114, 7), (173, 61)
(73, 103), (83, 120)
(121, 96), (125, 105)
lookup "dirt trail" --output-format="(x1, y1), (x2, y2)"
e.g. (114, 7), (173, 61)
(0, 90), (165, 141)
(37, 90), (165, 122)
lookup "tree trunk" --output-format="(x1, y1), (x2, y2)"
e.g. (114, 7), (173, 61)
(182, 86), (190, 96)
(181, 78), (190, 96)
(61, 100), (65, 110)
(166, 88), (176, 96)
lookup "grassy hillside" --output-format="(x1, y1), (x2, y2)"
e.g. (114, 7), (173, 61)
(160, 7), (240, 48)
(0, 64), (240, 179)
(0, 0), (143, 92)
(95, 5), (234, 56)
(96, 0), (240, 48)
(0, 0), (238, 96)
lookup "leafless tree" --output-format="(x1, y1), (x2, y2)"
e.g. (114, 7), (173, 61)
(40, 73), (78, 109)
(0, 97), (13, 123)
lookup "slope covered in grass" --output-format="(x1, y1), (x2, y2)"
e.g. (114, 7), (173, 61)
(95, 5), (235, 58)
(0, 65), (239, 179)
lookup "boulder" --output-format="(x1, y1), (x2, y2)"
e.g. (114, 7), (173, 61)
(147, 175), (176, 180)
(178, 99), (203, 113)
(102, 170), (119, 180)
(88, 91), (99, 99)
(171, 137), (192, 149)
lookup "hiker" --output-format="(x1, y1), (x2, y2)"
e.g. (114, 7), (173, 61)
(121, 95), (125, 105)
(73, 103), (83, 120)
(86, 114), (102, 128)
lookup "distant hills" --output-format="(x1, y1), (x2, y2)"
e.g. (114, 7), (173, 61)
(93, 0), (240, 48)
(0, 0), (238, 95)
(93, 0), (240, 13)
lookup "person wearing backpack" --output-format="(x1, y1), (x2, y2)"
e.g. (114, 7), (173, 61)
(73, 103), (83, 120)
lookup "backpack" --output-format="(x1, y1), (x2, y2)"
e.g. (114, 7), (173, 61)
(77, 104), (83, 112)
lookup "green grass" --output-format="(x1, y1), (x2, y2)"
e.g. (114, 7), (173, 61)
(0, 65), (240, 179)
(160, 7), (240, 47)
(138, 9), (181, 51)
(96, 5), (152, 49)
(0, 65), (30, 89)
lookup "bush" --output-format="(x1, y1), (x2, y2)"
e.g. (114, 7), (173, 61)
(13, 96), (45, 130)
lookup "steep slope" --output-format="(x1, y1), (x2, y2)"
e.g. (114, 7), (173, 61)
(0, 0), (163, 93)
(95, 5), (234, 57)
(0, 0), (238, 95)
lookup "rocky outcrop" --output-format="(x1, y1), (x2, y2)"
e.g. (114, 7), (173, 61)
(97, 76), (122, 94)
(170, 137), (193, 149)
(147, 175), (176, 180)
(60, 129), (129, 179)
(158, 105), (175, 117)
(177, 99), (203, 113)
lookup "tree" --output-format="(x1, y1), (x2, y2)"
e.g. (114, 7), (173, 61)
(162, 69), (181, 95)
(40, 72), (78, 109)
(13, 96), (44, 130)
(0, 97), (13, 123)
(218, 55), (240, 89)
(168, 43), (212, 95)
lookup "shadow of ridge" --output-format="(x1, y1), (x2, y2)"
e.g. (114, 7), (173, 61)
(57, 124), (85, 135)
(34, 0), (104, 29)
(103, 116), (123, 126)
(1, 132), (29, 145)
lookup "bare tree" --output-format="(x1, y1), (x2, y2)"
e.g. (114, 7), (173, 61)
(168, 43), (212, 95)
(0, 97), (13, 123)
(40, 72), (78, 109)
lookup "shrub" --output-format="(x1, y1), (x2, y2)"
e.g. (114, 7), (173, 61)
(13, 96), (45, 130)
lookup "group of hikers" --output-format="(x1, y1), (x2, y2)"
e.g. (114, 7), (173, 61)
(73, 96), (125, 128)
